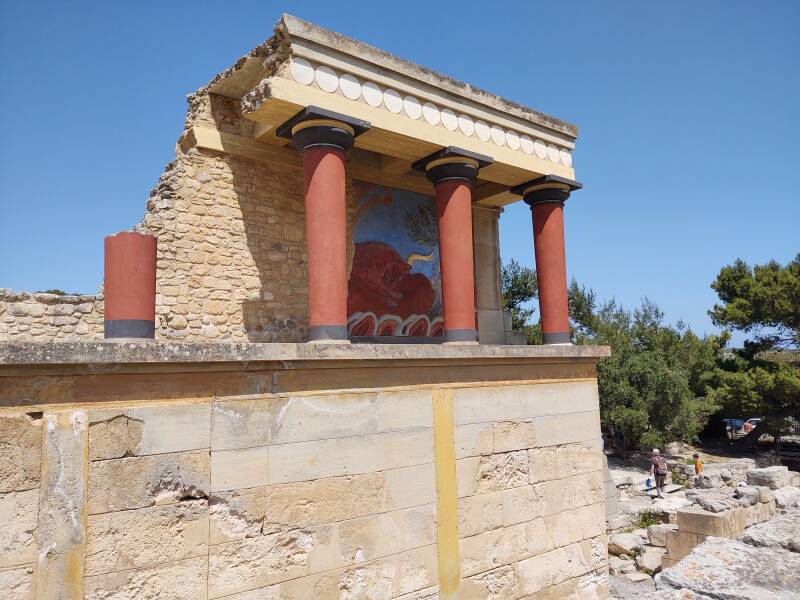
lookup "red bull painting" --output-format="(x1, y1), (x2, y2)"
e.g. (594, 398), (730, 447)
(347, 180), (443, 338)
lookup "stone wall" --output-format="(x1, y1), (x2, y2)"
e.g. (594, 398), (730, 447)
(0, 342), (609, 599)
(0, 289), (103, 342)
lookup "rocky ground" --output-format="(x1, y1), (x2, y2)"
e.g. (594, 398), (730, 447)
(607, 452), (800, 599)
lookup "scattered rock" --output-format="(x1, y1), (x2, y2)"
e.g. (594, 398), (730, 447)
(610, 574), (656, 599)
(625, 572), (653, 582)
(757, 486), (775, 503)
(740, 508), (800, 553)
(773, 486), (800, 509)
(693, 472), (722, 489)
(651, 496), (692, 522)
(609, 556), (636, 576)
(609, 532), (645, 556)
(746, 466), (793, 490)
(648, 523), (678, 547)
(694, 493), (739, 513)
(656, 537), (800, 599)
(734, 486), (760, 507)
(608, 513), (635, 531)
(637, 546), (667, 574)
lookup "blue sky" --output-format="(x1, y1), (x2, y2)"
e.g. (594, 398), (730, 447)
(1, 1), (797, 344)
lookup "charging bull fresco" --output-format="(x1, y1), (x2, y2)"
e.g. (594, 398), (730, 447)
(347, 180), (443, 338)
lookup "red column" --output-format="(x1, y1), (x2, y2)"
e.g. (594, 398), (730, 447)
(302, 146), (348, 341)
(513, 175), (582, 345)
(435, 179), (478, 342)
(104, 231), (156, 339)
(532, 202), (570, 344)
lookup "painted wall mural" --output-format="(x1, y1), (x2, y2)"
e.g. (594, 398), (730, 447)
(347, 180), (443, 338)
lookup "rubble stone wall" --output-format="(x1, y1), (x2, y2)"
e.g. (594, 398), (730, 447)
(0, 290), (104, 342)
(0, 351), (607, 599)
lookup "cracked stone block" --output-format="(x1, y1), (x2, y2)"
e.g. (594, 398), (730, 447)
(648, 523), (678, 547)
(773, 486), (800, 508)
(88, 449), (210, 514)
(0, 414), (42, 493)
(0, 489), (38, 568)
(85, 499), (209, 576)
(741, 508), (800, 553)
(83, 556), (207, 600)
(609, 532), (645, 556)
(89, 404), (211, 460)
(528, 442), (604, 484)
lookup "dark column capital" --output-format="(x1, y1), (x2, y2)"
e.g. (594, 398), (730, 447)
(276, 105), (370, 152)
(511, 175), (583, 208)
(412, 146), (493, 185)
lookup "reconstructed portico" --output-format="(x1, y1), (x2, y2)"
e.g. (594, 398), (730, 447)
(0, 14), (609, 600)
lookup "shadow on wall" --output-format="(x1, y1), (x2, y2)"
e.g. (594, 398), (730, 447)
(201, 96), (357, 342)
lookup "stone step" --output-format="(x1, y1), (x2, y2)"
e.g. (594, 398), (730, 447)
(642, 483), (683, 495)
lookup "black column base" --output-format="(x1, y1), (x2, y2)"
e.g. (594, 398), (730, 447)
(444, 328), (478, 343)
(308, 325), (349, 342)
(105, 319), (155, 339)
(542, 331), (571, 345)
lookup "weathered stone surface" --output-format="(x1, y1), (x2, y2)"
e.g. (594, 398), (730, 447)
(651, 496), (692, 519)
(89, 404), (210, 460)
(213, 390), (431, 451)
(773, 486), (800, 508)
(677, 506), (741, 537)
(746, 466), (793, 490)
(693, 472), (722, 489)
(636, 546), (667, 574)
(36, 411), (88, 600)
(734, 485), (760, 507)
(656, 537), (800, 599)
(472, 450), (529, 494)
(648, 523), (678, 547)
(650, 590), (714, 600)
(609, 573), (655, 598)
(84, 556), (207, 600)
(85, 499), (209, 575)
(88, 449), (209, 514)
(609, 556), (634, 576)
(0, 565), (34, 600)
(757, 486), (775, 503)
(740, 508), (800, 553)
(527, 442), (603, 484)
(694, 493), (739, 513)
(0, 414), (42, 492)
(608, 532), (644, 556)
(0, 489), (38, 568)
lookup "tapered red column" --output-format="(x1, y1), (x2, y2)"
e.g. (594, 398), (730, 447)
(302, 146), (348, 341)
(104, 231), (156, 340)
(278, 106), (370, 342)
(512, 175), (582, 344)
(415, 148), (493, 343)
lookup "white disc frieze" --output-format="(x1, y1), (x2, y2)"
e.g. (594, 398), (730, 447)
(339, 73), (361, 100)
(490, 125), (506, 146)
(403, 96), (422, 120)
(441, 109), (458, 131)
(506, 130), (520, 151)
(457, 114), (475, 136)
(533, 139), (547, 159)
(520, 135), (534, 155)
(315, 65), (339, 93)
(547, 144), (560, 163)
(559, 148), (573, 167)
(289, 57), (315, 86)
(422, 102), (441, 125)
(475, 120), (491, 141)
(383, 88), (403, 113)
(362, 81), (383, 107)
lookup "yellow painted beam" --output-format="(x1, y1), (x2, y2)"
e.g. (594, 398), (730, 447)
(432, 388), (460, 599)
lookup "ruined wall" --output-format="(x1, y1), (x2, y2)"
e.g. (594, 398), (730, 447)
(138, 93), (357, 343)
(0, 344), (609, 599)
(0, 289), (103, 342)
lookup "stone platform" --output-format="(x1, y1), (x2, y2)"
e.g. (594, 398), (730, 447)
(0, 341), (609, 600)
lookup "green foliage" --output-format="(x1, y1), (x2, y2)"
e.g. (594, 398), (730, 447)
(635, 511), (659, 529)
(710, 254), (800, 348)
(38, 289), (66, 295)
(708, 255), (800, 450)
(570, 284), (725, 452)
(500, 259), (541, 343)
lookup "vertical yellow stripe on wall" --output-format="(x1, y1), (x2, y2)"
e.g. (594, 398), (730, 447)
(432, 388), (460, 598)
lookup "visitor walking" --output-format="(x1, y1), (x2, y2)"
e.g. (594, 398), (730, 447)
(650, 449), (668, 498)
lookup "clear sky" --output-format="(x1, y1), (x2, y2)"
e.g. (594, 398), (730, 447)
(1, 1), (797, 344)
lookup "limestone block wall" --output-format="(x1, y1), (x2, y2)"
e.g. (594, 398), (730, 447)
(0, 343), (609, 599)
(0, 290), (103, 342)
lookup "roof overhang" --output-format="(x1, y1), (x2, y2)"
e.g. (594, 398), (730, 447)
(206, 14), (580, 207)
